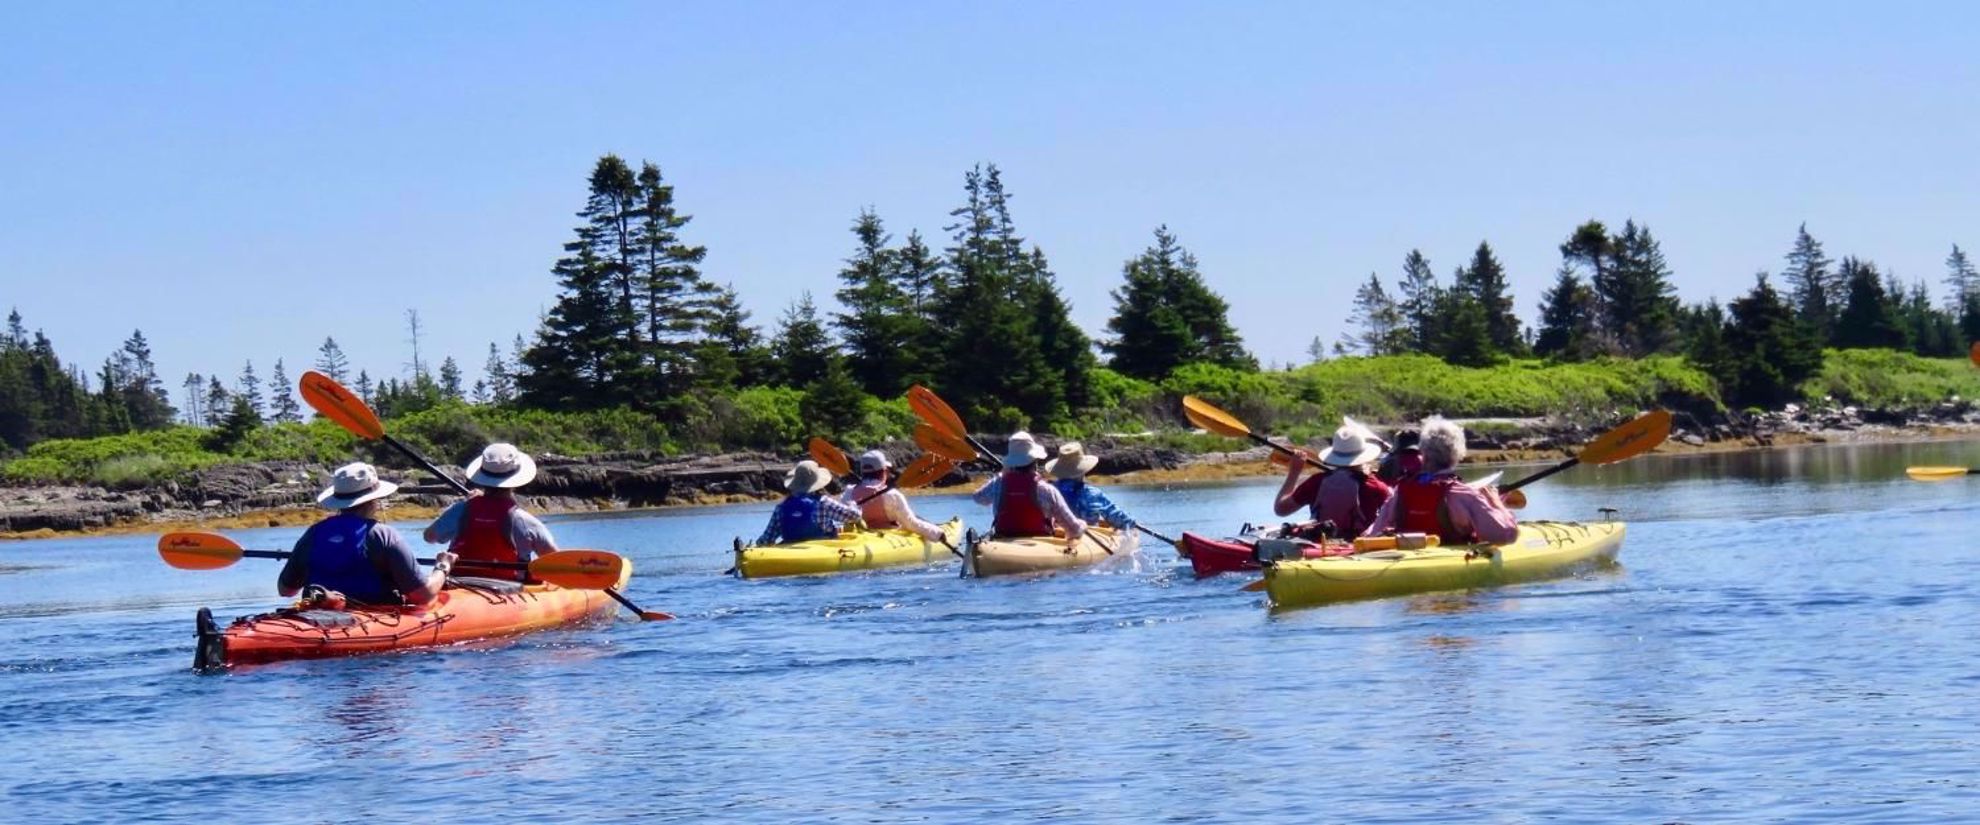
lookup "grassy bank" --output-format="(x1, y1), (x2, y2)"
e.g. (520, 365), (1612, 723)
(3, 349), (1972, 488)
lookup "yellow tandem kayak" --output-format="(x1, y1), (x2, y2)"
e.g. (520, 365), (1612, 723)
(1261, 521), (1624, 609)
(733, 519), (964, 579)
(963, 526), (1139, 577)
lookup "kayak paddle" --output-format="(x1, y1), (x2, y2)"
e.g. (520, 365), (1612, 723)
(807, 437), (955, 504)
(297, 370), (672, 621)
(157, 531), (635, 591)
(1182, 395), (1328, 472)
(1906, 466), (1977, 482)
(1498, 409), (1672, 508)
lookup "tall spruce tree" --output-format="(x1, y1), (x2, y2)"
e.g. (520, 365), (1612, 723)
(1453, 241), (1525, 357)
(1681, 300), (1733, 378)
(833, 209), (921, 396)
(203, 375), (231, 425)
(1832, 257), (1909, 350)
(1343, 273), (1409, 356)
(438, 356), (464, 401)
(114, 330), (175, 429)
(1432, 285), (1496, 367)
(1945, 245), (1978, 315)
(520, 155), (645, 409)
(1020, 246), (1097, 414)
(268, 359), (301, 423)
(1899, 279), (1957, 357)
(1102, 226), (1251, 379)
(929, 165), (1066, 428)
(698, 282), (773, 388)
(770, 292), (832, 387)
(1533, 267), (1601, 361)
(1782, 224), (1837, 343)
(483, 342), (514, 404)
(1595, 220), (1681, 356)
(315, 337), (349, 383)
(1723, 274), (1823, 409)
(236, 360), (264, 420)
(632, 161), (715, 399)
(1396, 249), (1441, 353)
(181, 373), (205, 426)
(800, 354), (866, 441)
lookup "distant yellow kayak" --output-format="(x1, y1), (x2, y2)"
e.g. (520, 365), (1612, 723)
(1262, 521), (1624, 609)
(733, 519), (964, 579)
(963, 526), (1138, 577)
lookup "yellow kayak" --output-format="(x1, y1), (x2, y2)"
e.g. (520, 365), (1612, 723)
(963, 526), (1138, 577)
(733, 519), (964, 579)
(1262, 521), (1624, 609)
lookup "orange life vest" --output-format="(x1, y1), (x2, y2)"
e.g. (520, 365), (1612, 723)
(450, 495), (525, 581)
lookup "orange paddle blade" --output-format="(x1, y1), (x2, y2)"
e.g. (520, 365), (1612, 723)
(1579, 409), (1672, 465)
(914, 423), (977, 462)
(1906, 466), (1975, 481)
(158, 531), (246, 570)
(1502, 488), (1528, 509)
(1181, 395), (1252, 440)
(907, 385), (970, 441)
(300, 370), (384, 440)
(528, 550), (631, 591)
(1241, 578), (1269, 592)
(808, 437), (853, 478)
(896, 453), (955, 489)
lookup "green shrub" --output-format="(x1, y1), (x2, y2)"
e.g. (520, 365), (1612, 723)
(1803, 349), (1980, 408)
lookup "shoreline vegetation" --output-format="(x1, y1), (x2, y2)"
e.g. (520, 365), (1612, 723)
(5, 158), (1979, 539)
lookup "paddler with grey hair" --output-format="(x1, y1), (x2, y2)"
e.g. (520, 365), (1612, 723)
(842, 450), (947, 542)
(1045, 442), (1136, 531)
(757, 459), (865, 545)
(423, 442), (560, 582)
(1361, 415), (1518, 544)
(280, 462), (455, 606)
(970, 431), (1085, 539)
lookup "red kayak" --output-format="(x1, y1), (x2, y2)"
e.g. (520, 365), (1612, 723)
(1180, 528), (1354, 578)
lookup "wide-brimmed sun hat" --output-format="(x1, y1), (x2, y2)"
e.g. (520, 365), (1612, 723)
(784, 460), (832, 493)
(1318, 421), (1384, 468)
(465, 442), (538, 489)
(1001, 431), (1048, 468)
(316, 462), (399, 510)
(856, 450), (892, 474)
(1045, 442), (1100, 479)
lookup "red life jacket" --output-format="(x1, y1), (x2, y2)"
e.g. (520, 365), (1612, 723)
(450, 495), (525, 581)
(993, 469), (1051, 537)
(1394, 473), (1470, 544)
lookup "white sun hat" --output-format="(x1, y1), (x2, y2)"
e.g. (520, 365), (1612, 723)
(465, 442), (539, 489)
(1045, 442), (1100, 479)
(1001, 431), (1048, 468)
(783, 460), (832, 493)
(316, 462), (399, 510)
(857, 450), (892, 474)
(1318, 421), (1384, 468)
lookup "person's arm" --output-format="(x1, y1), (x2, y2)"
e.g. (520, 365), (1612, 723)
(373, 525), (452, 605)
(1359, 490), (1399, 538)
(509, 509), (559, 561)
(422, 500), (468, 545)
(821, 495), (864, 532)
(1083, 487), (1135, 530)
(756, 502), (784, 546)
(970, 477), (1001, 507)
(883, 489), (946, 543)
(1035, 483), (1087, 540)
(277, 529), (311, 597)
(1445, 483), (1520, 544)
(1272, 450), (1316, 517)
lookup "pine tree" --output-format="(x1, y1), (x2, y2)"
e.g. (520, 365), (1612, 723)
(1533, 267), (1601, 361)
(182, 373), (205, 426)
(632, 160), (715, 400)
(1681, 300), (1733, 377)
(770, 293), (832, 387)
(1103, 226), (1252, 378)
(1433, 287), (1496, 367)
(470, 379), (490, 404)
(1019, 246), (1096, 415)
(483, 342), (514, 404)
(520, 155), (645, 409)
(438, 356), (464, 401)
(1963, 292), (1980, 345)
(112, 330), (175, 429)
(204, 376), (231, 425)
(1945, 245), (1978, 315)
(268, 359), (301, 423)
(1596, 220), (1681, 356)
(403, 309), (428, 380)
(1723, 273), (1823, 409)
(800, 355), (866, 441)
(833, 209), (921, 396)
(1782, 224), (1837, 343)
(1343, 273), (1408, 355)
(1396, 249), (1441, 353)
(237, 360), (264, 419)
(205, 395), (262, 452)
(315, 337), (349, 383)
(1899, 279), (1957, 357)
(697, 282), (773, 388)
(1453, 241), (1525, 356)
(929, 165), (1064, 429)
(354, 370), (374, 405)
(1832, 258), (1909, 350)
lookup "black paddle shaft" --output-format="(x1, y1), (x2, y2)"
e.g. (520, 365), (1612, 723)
(1502, 458), (1580, 492)
(238, 548), (524, 569)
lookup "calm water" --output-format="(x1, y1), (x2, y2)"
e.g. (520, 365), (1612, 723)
(4, 440), (1979, 823)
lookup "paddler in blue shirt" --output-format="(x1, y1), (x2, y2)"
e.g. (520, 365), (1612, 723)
(1044, 442), (1136, 531)
(278, 462), (454, 606)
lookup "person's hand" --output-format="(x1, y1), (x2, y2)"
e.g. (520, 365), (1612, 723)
(433, 551), (458, 574)
(465, 488), (485, 499)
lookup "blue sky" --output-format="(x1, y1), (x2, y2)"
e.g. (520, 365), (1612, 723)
(3, 2), (1976, 399)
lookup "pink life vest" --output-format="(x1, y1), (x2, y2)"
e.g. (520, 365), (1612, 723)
(993, 470), (1051, 537)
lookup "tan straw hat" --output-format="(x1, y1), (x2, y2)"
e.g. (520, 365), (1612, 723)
(1045, 442), (1100, 479)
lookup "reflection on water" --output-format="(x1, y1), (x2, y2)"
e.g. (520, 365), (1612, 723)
(0, 439), (1977, 822)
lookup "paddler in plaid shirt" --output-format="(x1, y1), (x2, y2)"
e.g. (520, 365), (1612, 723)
(757, 460), (864, 545)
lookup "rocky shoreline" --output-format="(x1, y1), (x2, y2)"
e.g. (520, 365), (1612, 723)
(4, 402), (1975, 540)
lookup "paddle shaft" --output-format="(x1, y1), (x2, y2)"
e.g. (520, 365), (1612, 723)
(1501, 457), (1578, 493)
(381, 433), (472, 496)
(232, 548), (526, 570)
(1133, 524), (1179, 546)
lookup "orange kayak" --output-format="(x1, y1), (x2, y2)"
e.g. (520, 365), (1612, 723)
(194, 580), (617, 669)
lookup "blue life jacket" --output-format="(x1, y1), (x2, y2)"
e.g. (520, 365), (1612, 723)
(303, 513), (396, 604)
(777, 494), (836, 543)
